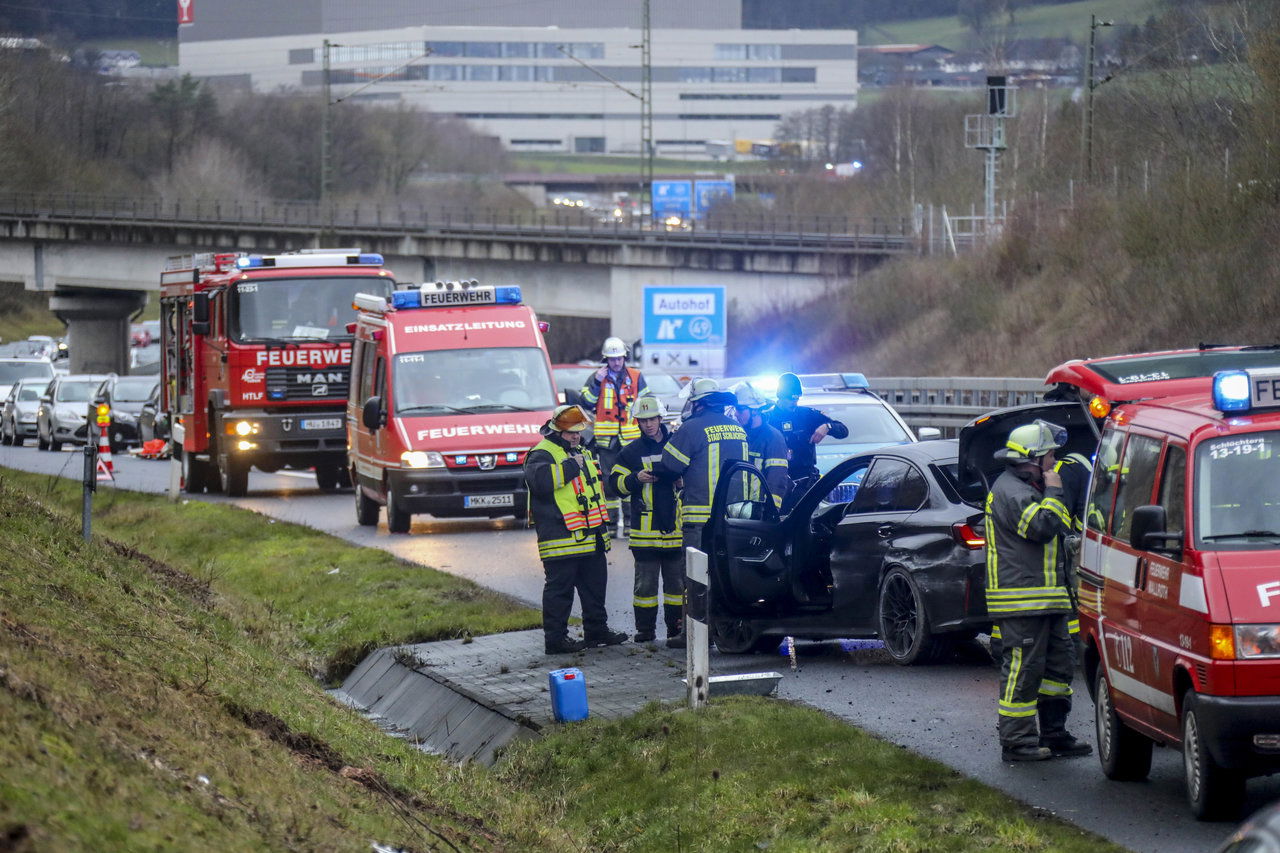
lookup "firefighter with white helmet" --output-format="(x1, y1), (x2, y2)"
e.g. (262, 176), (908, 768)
(523, 404), (628, 654)
(611, 394), (684, 643)
(730, 381), (791, 509)
(985, 419), (1091, 762)
(656, 377), (748, 647)
(579, 336), (648, 533)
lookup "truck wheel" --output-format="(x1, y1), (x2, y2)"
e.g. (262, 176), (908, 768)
(354, 484), (379, 527)
(219, 457), (249, 497)
(385, 489), (411, 534)
(1095, 670), (1152, 781)
(1183, 692), (1245, 820)
(877, 567), (946, 665)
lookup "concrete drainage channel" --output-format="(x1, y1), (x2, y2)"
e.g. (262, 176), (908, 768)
(330, 629), (784, 765)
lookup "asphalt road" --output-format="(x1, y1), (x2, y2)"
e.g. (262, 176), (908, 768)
(3, 441), (1276, 852)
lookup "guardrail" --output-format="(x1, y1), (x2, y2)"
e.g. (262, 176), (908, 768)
(868, 376), (1050, 435)
(0, 191), (915, 254)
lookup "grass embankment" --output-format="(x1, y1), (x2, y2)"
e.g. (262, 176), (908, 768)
(0, 468), (1120, 851)
(866, 0), (1160, 47)
(0, 283), (63, 345)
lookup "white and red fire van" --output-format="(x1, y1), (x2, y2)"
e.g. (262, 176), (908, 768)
(346, 281), (558, 533)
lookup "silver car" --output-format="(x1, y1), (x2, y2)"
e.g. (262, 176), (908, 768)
(0, 378), (50, 446)
(36, 374), (111, 451)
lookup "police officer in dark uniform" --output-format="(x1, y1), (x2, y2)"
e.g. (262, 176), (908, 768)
(766, 372), (849, 496)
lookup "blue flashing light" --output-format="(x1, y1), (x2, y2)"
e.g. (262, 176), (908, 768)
(267, 387), (286, 401)
(840, 372), (870, 390)
(454, 455), (468, 465)
(357, 253), (384, 265)
(391, 290), (421, 309)
(1213, 370), (1251, 413)
(495, 285), (522, 304)
(236, 255), (264, 269)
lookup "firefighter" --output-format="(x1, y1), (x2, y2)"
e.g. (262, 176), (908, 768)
(985, 419), (1092, 762)
(766, 372), (849, 493)
(612, 394), (684, 643)
(656, 377), (748, 648)
(1054, 449), (1093, 639)
(730, 381), (791, 510)
(524, 404), (628, 655)
(579, 336), (647, 532)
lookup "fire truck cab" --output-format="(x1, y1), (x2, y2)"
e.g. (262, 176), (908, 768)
(160, 249), (394, 496)
(1043, 347), (1280, 820)
(347, 280), (558, 533)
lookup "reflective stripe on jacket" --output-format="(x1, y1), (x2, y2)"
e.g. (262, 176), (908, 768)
(984, 466), (1072, 617)
(1053, 452), (1092, 532)
(745, 421), (791, 509)
(612, 425), (682, 552)
(580, 367), (645, 443)
(656, 409), (748, 526)
(524, 436), (611, 561)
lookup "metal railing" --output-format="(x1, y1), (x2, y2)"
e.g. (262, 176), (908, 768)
(0, 191), (915, 254)
(868, 376), (1049, 434)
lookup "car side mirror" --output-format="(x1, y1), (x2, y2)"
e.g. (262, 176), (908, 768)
(917, 427), (942, 441)
(362, 396), (385, 430)
(192, 293), (210, 335)
(1130, 504), (1182, 555)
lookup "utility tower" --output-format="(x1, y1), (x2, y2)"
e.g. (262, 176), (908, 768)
(321, 38), (332, 205)
(964, 75), (1016, 238)
(640, 0), (654, 221)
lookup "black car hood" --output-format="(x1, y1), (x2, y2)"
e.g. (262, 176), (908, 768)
(958, 401), (1099, 492)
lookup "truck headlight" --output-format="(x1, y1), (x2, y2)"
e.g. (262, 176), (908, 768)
(1235, 624), (1280, 659)
(227, 420), (260, 436)
(401, 451), (445, 469)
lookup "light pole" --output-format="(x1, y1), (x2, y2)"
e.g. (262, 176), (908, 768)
(1082, 14), (1113, 183)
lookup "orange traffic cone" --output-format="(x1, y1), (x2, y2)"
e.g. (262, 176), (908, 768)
(97, 424), (114, 473)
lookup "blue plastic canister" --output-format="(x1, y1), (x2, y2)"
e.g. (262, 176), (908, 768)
(548, 667), (589, 722)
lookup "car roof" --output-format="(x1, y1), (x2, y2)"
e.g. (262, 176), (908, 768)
(798, 390), (888, 407)
(0, 356), (52, 363)
(861, 438), (958, 463)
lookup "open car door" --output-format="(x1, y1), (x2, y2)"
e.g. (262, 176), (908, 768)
(958, 400), (1099, 493)
(707, 461), (834, 618)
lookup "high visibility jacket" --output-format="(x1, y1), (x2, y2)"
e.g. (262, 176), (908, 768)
(745, 420), (790, 509)
(656, 410), (748, 526)
(580, 367), (646, 445)
(524, 435), (611, 562)
(612, 426), (681, 552)
(1053, 452), (1092, 532)
(984, 466), (1072, 618)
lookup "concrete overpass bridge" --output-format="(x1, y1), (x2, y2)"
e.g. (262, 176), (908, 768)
(0, 192), (915, 372)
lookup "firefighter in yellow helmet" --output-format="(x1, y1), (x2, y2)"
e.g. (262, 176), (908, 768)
(524, 404), (627, 654)
(579, 336), (648, 533)
(985, 419), (1091, 762)
(612, 394), (684, 643)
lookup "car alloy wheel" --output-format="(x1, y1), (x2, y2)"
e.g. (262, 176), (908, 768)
(711, 617), (764, 654)
(877, 567), (945, 665)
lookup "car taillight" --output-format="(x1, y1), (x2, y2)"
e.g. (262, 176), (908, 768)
(952, 522), (985, 550)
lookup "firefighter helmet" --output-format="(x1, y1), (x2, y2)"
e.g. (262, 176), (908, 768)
(777, 372), (803, 400)
(548, 404), (592, 433)
(1004, 419), (1068, 463)
(730, 381), (770, 410)
(631, 394), (665, 420)
(601, 337), (628, 359)
(685, 377), (721, 402)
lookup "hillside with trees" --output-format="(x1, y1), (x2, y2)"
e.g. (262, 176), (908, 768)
(726, 0), (1275, 377)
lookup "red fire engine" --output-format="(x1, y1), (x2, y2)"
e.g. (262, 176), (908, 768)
(159, 249), (394, 496)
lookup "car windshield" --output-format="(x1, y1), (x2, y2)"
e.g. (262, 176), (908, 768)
(554, 367), (595, 391)
(0, 362), (53, 384)
(17, 384), (46, 402)
(644, 372), (681, 395)
(55, 380), (97, 403)
(1090, 349), (1280, 385)
(393, 347), (556, 414)
(112, 379), (156, 402)
(1196, 431), (1280, 549)
(231, 276), (393, 342)
(805, 402), (911, 445)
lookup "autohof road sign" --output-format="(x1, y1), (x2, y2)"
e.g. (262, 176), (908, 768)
(643, 286), (725, 348)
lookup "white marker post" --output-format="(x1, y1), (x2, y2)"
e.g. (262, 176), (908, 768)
(685, 546), (711, 709)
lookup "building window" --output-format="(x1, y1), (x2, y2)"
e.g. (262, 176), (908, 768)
(501, 42), (533, 58)
(781, 67), (817, 83)
(288, 48), (315, 65)
(680, 93), (781, 100)
(537, 42), (603, 59)
(466, 65), (500, 81)
(713, 67), (747, 83)
(333, 42), (421, 63)
(465, 42), (502, 58)
(429, 64), (463, 81)
(746, 67), (781, 83)
(680, 67), (713, 83)
(714, 44), (780, 61)
(510, 139), (562, 145)
(676, 113), (782, 120)
(574, 137), (605, 153)
(427, 41), (466, 57)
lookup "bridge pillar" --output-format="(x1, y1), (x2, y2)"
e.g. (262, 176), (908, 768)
(49, 288), (148, 375)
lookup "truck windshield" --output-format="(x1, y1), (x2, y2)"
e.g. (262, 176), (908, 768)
(0, 361), (53, 384)
(393, 347), (556, 414)
(231, 277), (392, 342)
(1196, 431), (1280, 549)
